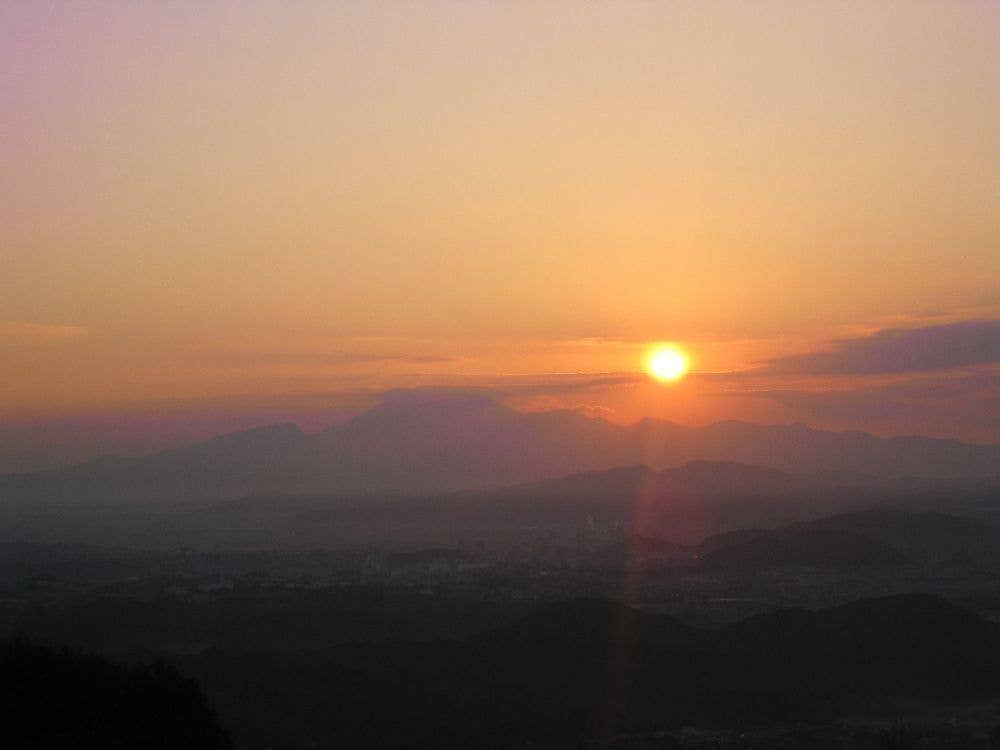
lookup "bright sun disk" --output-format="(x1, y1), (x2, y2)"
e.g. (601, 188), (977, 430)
(647, 346), (689, 382)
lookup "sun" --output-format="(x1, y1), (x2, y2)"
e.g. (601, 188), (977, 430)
(647, 345), (689, 382)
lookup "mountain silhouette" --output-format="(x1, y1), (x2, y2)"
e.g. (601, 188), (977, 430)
(2, 391), (998, 504)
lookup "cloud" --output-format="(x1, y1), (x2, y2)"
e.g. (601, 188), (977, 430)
(375, 374), (646, 402)
(493, 373), (646, 396)
(0, 321), (89, 345)
(761, 320), (1000, 375)
(212, 350), (455, 366)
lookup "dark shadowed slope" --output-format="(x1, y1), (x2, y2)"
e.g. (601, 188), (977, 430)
(700, 528), (909, 569)
(787, 508), (1000, 565)
(177, 594), (1000, 749)
(482, 596), (695, 647)
(1, 640), (231, 749)
(697, 508), (1000, 569)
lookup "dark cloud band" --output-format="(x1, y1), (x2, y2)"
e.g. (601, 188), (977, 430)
(761, 320), (1000, 375)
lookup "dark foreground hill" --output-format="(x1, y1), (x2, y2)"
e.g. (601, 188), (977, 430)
(1, 640), (231, 749)
(173, 594), (1000, 749)
(696, 508), (1000, 570)
(699, 527), (910, 569)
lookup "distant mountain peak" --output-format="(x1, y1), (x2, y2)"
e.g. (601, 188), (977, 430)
(201, 422), (304, 444)
(3, 392), (999, 504)
(668, 459), (789, 477)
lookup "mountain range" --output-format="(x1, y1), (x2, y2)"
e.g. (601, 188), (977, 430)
(2, 390), (999, 505)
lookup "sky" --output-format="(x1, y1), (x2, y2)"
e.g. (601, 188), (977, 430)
(2, 1), (998, 471)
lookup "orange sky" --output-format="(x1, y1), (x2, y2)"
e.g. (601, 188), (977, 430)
(2, 1), (998, 463)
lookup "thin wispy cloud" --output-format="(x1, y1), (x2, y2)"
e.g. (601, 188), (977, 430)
(373, 374), (647, 403)
(211, 350), (455, 366)
(492, 373), (646, 397)
(0, 321), (89, 345)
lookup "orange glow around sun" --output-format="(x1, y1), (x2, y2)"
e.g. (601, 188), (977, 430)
(647, 345), (690, 382)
